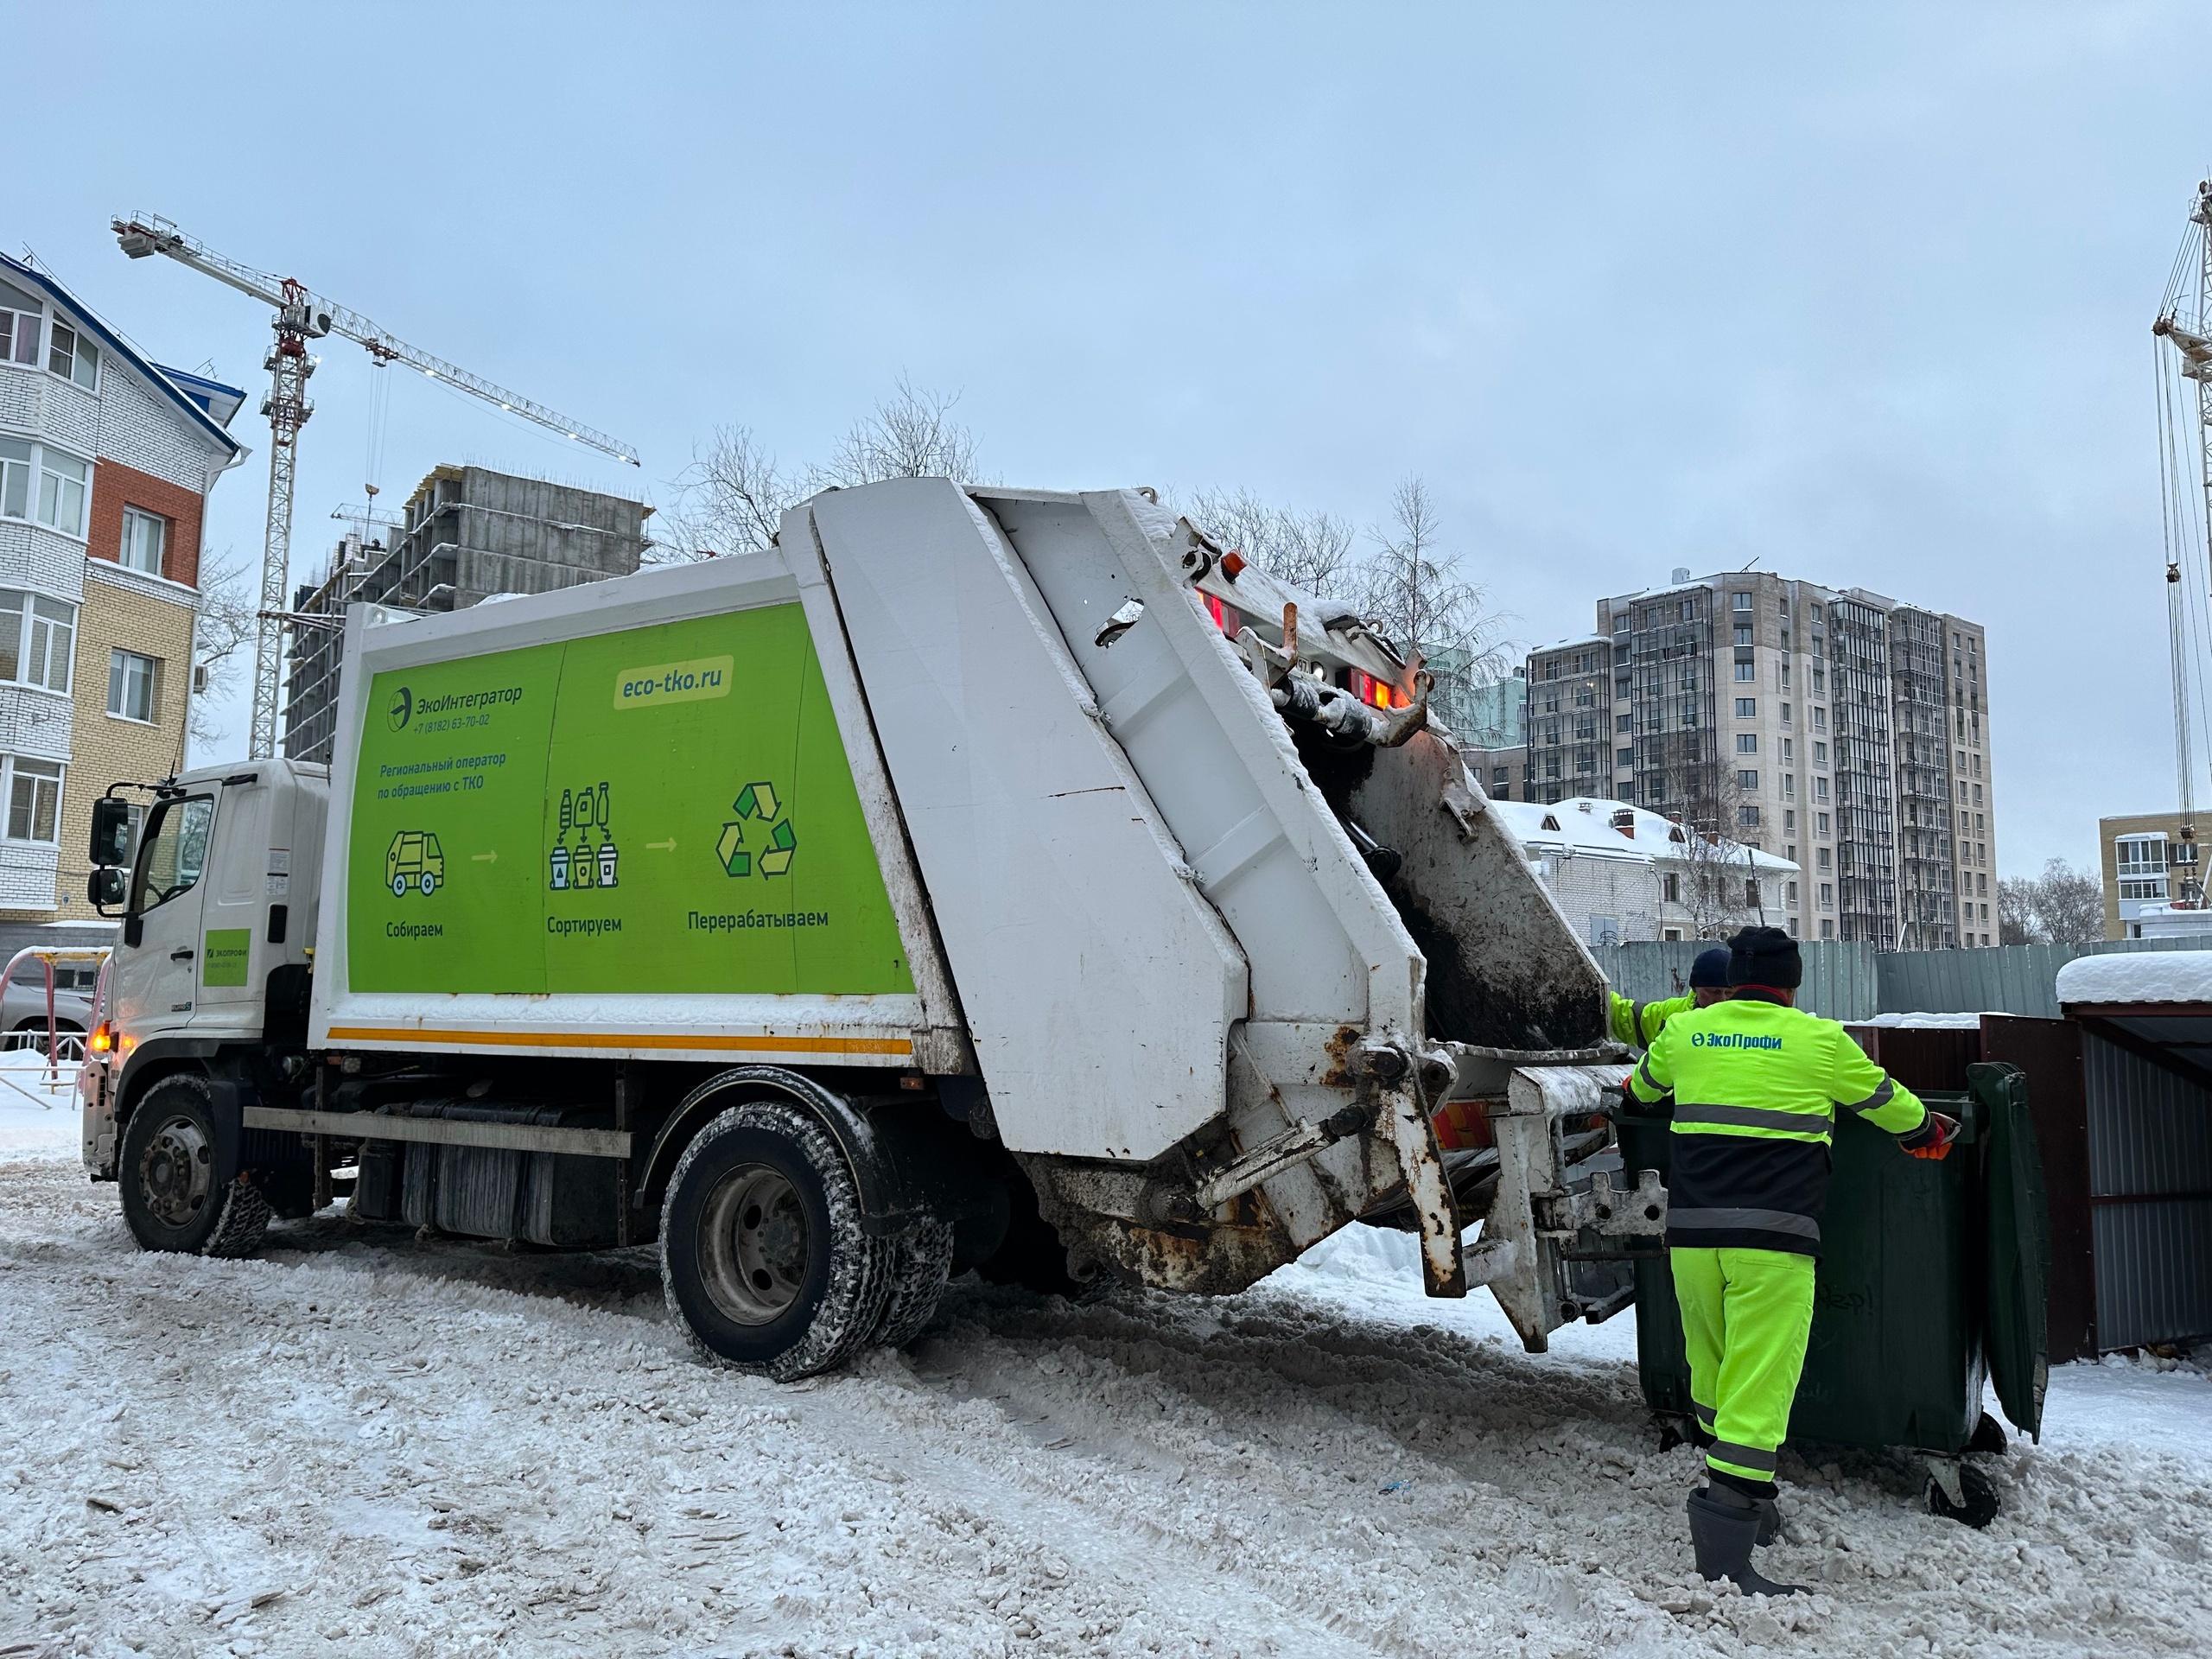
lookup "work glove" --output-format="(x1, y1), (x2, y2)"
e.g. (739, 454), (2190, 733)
(1900, 1111), (1961, 1161)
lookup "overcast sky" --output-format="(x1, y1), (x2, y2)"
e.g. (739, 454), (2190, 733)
(23, 2), (2207, 874)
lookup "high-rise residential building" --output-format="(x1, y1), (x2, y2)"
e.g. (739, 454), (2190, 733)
(1514, 568), (1995, 948)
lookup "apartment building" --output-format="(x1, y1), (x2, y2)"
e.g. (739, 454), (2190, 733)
(2098, 811), (2204, 939)
(1515, 567), (1995, 948)
(0, 253), (245, 925)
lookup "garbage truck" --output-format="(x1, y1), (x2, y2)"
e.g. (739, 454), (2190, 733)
(78, 480), (1657, 1378)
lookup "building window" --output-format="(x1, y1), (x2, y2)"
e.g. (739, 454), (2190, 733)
(2116, 836), (2165, 877)
(1819, 882), (1834, 908)
(1787, 880), (1799, 906)
(1817, 811), (1830, 836)
(1680, 599), (1694, 620)
(1978, 872), (1988, 896)
(120, 507), (168, 575)
(1733, 660), (1754, 682)
(1784, 809), (1796, 831)
(1821, 918), (1835, 939)
(1737, 769), (1758, 790)
(1737, 734), (1758, 754)
(1, 754), (62, 843)
(1815, 777), (1829, 802)
(1612, 612), (1629, 633)
(1738, 804), (1760, 830)
(1818, 847), (1833, 869)
(1732, 592), (1752, 612)
(0, 440), (92, 538)
(1733, 624), (1754, 647)
(1617, 747), (1634, 767)
(1663, 872), (1681, 903)
(1663, 927), (1682, 941)
(1735, 697), (1757, 718)
(1745, 878), (1762, 906)
(108, 650), (157, 723)
(46, 317), (99, 391)
(0, 589), (75, 694)
(0, 285), (38, 365)
(1781, 737), (1794, 761)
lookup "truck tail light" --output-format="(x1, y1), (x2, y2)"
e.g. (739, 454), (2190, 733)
(1351, 669), (1408, 710)
(88, 1020), (114, 1056)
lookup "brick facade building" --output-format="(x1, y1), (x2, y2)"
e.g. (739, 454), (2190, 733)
(0, 251), (245, 925)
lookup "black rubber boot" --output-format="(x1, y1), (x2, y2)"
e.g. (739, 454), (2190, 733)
(1754, 1496), (1783, 1548)
(1688, 1490), (1804, 1595)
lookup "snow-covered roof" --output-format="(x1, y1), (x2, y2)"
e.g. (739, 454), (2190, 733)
(1489, 796), (1799, 874)
(1529, 632), (1611, 659)
(2056, 950), (2212, 1007)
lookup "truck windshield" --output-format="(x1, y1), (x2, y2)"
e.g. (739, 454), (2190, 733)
(130, 797), (214, 914)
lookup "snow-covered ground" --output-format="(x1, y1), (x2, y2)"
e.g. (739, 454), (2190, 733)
(3, 1098), (2208, 1658)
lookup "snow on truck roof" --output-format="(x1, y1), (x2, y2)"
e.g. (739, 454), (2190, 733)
(2056, 950), (2212, 1008)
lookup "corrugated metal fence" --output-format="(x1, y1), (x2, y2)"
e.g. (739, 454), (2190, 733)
(2080, 1031), (2212, 1350)
(1596, 936), (2212, 1021)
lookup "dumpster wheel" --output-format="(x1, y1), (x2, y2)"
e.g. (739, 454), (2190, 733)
(1924, 1459), (2000, 1529)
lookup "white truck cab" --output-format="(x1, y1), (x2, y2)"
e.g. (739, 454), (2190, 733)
(81, 763), (325, 1173)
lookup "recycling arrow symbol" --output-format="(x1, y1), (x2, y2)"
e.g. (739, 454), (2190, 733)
(716, 781), (797, 878)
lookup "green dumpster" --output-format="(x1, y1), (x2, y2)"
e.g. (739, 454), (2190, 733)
(1618, 1061), (2050, 1524)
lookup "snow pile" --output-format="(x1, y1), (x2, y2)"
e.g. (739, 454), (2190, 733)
(0, 1049), (78, 1156)
(2056, 949), (2212, 1007)
(2, 1161), (2209, 1656)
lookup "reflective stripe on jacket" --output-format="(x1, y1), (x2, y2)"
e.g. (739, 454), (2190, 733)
(1625, 991), (1929, 1255)
(1608, 989), (1693, 1052)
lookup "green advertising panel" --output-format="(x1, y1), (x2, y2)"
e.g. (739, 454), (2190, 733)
(346, 606), (916, 997)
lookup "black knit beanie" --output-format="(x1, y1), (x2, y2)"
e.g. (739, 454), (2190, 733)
(1727, 925), (1802, 990)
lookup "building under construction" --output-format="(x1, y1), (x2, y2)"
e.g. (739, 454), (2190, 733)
(281, 466), (649, 763)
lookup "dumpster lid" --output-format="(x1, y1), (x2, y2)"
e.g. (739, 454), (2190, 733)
(1971, 1061), (2049, 1441)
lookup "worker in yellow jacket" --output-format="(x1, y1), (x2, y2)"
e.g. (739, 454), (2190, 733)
(1608, 946), (1732, 1050)
(1627, 926), (1959, 1595)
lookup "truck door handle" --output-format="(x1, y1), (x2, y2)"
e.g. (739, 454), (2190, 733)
(170, 948), (194, 962)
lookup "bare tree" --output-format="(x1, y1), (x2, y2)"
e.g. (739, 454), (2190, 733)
(1651, 755), (1768, 938)
(661, 378), (986, 564)
(1999, 858), (2103, 946)
(1182, 486), (1360, 598)
(189, 551), (257, 747)
(659, 424), (800, 562)
(813, 374), (983, 490)
(1998, 877), (2040, 945)
(1357, 476), (1511, 711)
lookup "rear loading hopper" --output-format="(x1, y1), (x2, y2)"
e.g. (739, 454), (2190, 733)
(799, 480), (1636, 1344)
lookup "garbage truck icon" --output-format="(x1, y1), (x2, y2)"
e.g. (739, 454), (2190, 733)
(386, 830), (445, 898)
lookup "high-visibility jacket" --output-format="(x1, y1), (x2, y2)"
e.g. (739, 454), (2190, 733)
(1609, 989), (1692, 1052)
(1626, 990), (1929, 1255)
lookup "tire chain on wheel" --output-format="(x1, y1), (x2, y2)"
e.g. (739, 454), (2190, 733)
(872, 1217), (955, 1351)
(661, 1099), (896, 1382)
(202, 1178), (272, 1259)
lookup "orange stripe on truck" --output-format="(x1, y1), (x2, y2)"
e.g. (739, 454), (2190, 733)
(327, 1026), (912, 1057)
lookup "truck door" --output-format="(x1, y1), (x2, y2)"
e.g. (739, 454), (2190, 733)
(110, 788), (219, 1039)
(190, 776), (272, 1030)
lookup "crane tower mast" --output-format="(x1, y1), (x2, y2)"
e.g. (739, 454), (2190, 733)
(111, 213), (638, 760)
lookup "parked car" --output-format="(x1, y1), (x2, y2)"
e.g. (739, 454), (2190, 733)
(3, 957), (103, 1034)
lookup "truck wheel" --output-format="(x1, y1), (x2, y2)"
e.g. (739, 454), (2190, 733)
(660, 1100), (893, 1381)
(420, 871), (436, 895)
(118, 1075), (272, 1259)
(390, 874), (407, 898)
(872, 1217), (955, 1351)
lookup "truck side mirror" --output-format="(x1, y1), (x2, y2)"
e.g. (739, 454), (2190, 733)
(89, 798), (134, 868)
(87, 867), (127, 909)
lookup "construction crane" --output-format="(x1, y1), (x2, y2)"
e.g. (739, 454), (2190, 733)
(111, 213), (639, 760)
(2152, 180), (2212, 908)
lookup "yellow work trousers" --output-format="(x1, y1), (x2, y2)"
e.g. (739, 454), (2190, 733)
(1670, 1246), (1816, 1491)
